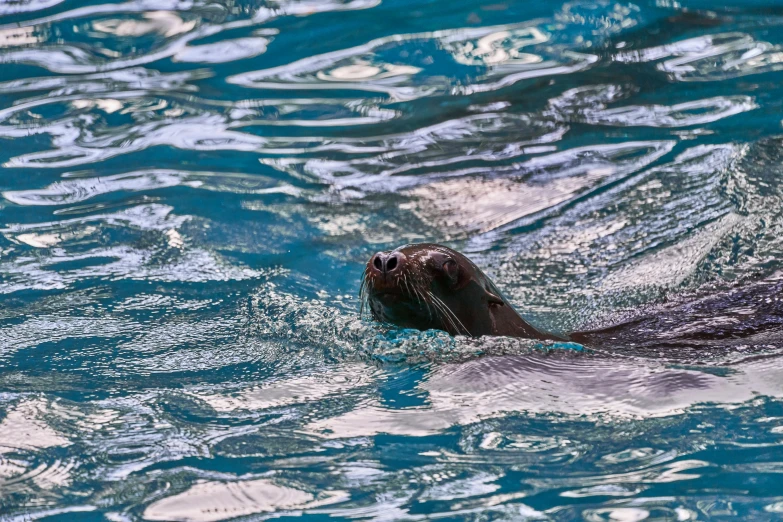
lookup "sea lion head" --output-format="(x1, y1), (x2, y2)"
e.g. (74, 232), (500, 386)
(360, 243), (515, 337)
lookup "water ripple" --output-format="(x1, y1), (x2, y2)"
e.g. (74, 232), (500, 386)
(143, 478), (346, 521)
(229, 22), (598, 100)
(4, 0), (783, 519)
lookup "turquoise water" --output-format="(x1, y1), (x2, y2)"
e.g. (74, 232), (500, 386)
(4, 0), (783, 519)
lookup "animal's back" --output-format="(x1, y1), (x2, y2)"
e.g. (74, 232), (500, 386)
(570, 278), (783, 355)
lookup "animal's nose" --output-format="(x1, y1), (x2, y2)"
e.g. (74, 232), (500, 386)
(370, 251), (405, 275)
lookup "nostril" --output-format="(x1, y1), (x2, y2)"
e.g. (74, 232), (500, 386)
(387, 255), (398, 271)
(373, 256), (383, 271)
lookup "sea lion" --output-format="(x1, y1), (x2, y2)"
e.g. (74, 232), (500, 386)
(362, 243), (783, 350)
(361, 243), (564, 341)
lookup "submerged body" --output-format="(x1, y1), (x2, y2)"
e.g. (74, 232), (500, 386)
(363, 243), (783, 349)
(570, 277), (783, 353)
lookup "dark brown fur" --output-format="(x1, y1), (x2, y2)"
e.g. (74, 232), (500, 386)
(362, 244), (783, 351)
(361, 243), (563, 340)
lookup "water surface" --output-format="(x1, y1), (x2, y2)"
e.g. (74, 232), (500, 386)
(3, 0), (783, 519)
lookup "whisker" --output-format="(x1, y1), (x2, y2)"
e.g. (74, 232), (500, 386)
(427, 294), (460, 335)
(426, 295), (454, 332)
(418, 287), (433, 322)
(359, 268), (372, 320)
(359, 261), (468, 336)
(405, 274), (422, 307)
(403, 274), (414, 302)
(429, 292), (470, 336)
(403, 274), (413, 300)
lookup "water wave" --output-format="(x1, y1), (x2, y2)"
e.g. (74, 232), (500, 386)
(4, 0), (783, 519)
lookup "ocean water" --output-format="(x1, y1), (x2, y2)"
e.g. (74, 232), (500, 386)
(4, 0), (783, 519)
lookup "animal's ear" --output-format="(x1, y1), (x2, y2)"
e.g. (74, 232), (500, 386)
(442, 259), (459, 286)
(430, 252), (460, 287)
(485, 289), (504, 306)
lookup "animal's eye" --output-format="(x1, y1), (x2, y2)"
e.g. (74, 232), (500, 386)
(442, 259), (458, 283)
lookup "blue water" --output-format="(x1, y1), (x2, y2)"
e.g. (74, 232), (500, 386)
(4, 0), (783, 519)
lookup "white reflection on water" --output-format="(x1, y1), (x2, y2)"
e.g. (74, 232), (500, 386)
(576, 96), (756, 128)
(0, 399), (74, 501)
(91, 11), (197, 38)
(615, 32), (783, 82)
(228, 22), (598, 101)
(0, 67), (204, 95)
(252, 0), (381, 23)
(4, 0), (783, 518)
(0, 91), (399, 168)
(190, 363), (381, 412)
(1, 316), (136, 354)
(261, 112), (567, 190)
(0, 26), (44, 47)
(143, 479), (346, 522)
(0, 244), (263, 293)
(0, 204), (264, 293)
(4, 113), (270, 168)
(0, 399), (69, 454)
(0, 0), (387, 76)
(548, 84), (757, 127)
(0, 24), (216, 74)
(601, 213), (744, 291)
(173, 37), (270, 63)
(405, 140), (675, 235)
(3, 202), (187, 232)
(305, 354), (783, 438)
(444, 27), (549, 66)
(0, 0), (64, 15)
(3, 169), (296, 206)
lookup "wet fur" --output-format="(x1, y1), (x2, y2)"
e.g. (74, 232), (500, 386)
(362, 244), (783, 350)
(361, 244), (562, 340)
